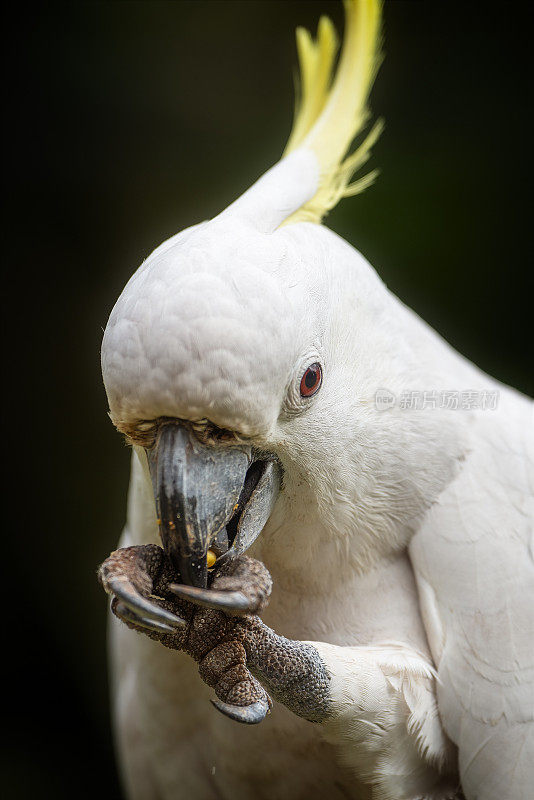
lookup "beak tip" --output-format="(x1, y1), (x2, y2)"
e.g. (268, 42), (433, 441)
(179, 555), (209, 589)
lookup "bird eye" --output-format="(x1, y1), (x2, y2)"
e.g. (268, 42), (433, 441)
(299, 363), (322, 397)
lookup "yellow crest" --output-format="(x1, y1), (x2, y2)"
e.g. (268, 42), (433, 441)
(283, 0), (383, 225)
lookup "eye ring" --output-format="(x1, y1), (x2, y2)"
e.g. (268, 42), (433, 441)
(299, 362), (322, 398)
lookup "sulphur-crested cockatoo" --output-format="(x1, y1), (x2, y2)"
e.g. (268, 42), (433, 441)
(98, 1), (534, 798)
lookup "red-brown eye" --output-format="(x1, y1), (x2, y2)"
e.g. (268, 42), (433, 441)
(300, 362), (322, 397)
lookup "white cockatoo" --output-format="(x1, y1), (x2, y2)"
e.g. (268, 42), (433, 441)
(98, 1), (534, 799)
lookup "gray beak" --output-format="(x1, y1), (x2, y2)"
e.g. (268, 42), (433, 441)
(146, 422), (280, 587)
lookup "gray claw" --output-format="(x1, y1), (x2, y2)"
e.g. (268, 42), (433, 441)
(211, 698), (270, 725)
(114, 601), (177, 634)
(107, 575), (186, 628)
(169, 584), (250, 613)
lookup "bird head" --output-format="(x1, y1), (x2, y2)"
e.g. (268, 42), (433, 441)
(103, 1), (453, 586)
(101, 200), (348, 586)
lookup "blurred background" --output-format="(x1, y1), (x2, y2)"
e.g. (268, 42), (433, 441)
(5, 1), (532, 797)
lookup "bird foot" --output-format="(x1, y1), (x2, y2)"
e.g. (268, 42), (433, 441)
(98, 545), (273, 724)
(99, 546), (329, 724)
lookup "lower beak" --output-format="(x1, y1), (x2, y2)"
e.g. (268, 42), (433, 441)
(146, 422), (258, 587)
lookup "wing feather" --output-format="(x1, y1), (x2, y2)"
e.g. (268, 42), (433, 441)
(410, 389), (534, 800)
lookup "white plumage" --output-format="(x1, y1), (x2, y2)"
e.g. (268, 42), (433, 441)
(101, 2), (534, 798)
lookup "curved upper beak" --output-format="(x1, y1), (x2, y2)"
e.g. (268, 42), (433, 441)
(146, 422), (280, 588)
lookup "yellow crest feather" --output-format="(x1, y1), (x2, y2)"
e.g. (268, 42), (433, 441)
(283, 0), (383, 225)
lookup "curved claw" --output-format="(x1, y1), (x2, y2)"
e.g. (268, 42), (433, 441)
(211, 698), (270, 725)
(169, 583), (250, 614)
(114, 601), (177, 634)
(107, 576), (186, 628)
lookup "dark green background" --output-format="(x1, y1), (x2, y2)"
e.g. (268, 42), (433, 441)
(5, 2), (532, 798)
